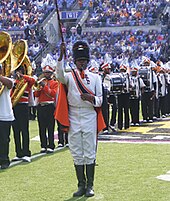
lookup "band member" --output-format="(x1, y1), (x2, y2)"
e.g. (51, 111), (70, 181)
(101, 63), (117, 132)
(100, 63), (111, 133)
(56, 41), (105, 197)
(153, 65), (162, 119)
(0, 67), (14, 169)
(129, 67), (145, 126)
(11, 66), (35, 163)
(157, 68), (168, 118)
(117, 65), (131, 130)
(34, 65), (58, 153)
(140, 59), (157, 122)
(57, 121), (68, 147)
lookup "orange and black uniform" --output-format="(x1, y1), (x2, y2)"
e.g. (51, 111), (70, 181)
(11, 75), (35, 158)
(34, 78), (58, 150)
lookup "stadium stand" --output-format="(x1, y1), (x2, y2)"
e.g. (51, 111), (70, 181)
(0, 0), (169, 68)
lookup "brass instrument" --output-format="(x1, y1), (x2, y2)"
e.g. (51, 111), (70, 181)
(0, 31), (12, 95)
(33, 73), (46, 91)
(10, 40), (32, 107)
(10, 39), (28, 72)
(11, 78), (28, 107)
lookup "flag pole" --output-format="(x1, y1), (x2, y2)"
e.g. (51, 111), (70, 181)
(54, 0), (65, 43)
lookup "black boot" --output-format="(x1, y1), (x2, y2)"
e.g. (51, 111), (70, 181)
(85, 163), (95, 197)
(73, 165), (86, 197)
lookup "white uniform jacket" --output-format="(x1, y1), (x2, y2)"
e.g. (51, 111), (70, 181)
(56, 59), (103, 165)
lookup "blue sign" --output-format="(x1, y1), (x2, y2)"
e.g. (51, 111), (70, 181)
(61, 11), (82, 19)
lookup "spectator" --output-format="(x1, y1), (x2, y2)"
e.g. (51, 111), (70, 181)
(76, 24), (82, 36)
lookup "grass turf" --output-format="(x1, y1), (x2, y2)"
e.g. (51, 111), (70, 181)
(0, 120), (170, 201)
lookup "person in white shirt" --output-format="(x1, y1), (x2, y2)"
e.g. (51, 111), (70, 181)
(0, 68), (14, 169)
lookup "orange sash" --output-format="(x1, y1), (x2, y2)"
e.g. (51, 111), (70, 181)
(71, 69), (106, 133)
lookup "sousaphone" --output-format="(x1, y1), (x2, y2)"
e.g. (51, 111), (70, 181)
(0, 31), (12, 95)
(10, 39), (32, 107)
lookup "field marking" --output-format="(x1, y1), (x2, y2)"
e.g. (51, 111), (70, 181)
(9, 146), (65, 168)
(99, 140), (170, 144)
(156, 171), (170, 182)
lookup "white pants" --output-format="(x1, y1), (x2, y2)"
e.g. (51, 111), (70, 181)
(68, 106), (97, 165)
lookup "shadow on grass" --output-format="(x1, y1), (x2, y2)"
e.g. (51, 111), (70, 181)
(64, 196), (88, 201)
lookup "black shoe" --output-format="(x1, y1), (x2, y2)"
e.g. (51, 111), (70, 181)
(40, 148), (47, 153)
(1, 163), (10, 170)
(46, 148), (54, 154)
(58, 143), (64, 148)
(85, 187), (94, 197)
(73, 187), (86, 197)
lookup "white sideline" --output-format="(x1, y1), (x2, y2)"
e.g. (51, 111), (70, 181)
(9, 146), (65, 167)
(156, 171), (170, 182)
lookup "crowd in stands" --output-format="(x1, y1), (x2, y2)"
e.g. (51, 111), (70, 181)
(63, 27), (170, 71)
(86, 0), (166, 27)
(0, 0), (54, 30)
(0, 0), (169, 71)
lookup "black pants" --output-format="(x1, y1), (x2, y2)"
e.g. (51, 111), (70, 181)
(153, 97), (160, 118)
(167, 85), (170, 114)
(129, 98), (140, 124)
(12, 103), (31, 157)
(0, 121), (11, 166)
(117, 93), (130, 129)
(57, 121), (68, 146)
(102, 87), (109, 130)
(108, 94), (117, 126)
(29, 106), (36, 120)
(141, 92), (154, 121)
(37, 104), (55, 149)
(159, 96), (167, 116)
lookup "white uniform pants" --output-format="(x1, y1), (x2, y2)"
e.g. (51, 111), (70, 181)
(68, 106), (97, 165)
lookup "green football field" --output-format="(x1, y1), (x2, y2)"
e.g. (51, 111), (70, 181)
(1, 120), (170, 201)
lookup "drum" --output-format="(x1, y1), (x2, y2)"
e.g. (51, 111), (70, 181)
(138, 68), (150, 92)
(104, 73), (125, 94)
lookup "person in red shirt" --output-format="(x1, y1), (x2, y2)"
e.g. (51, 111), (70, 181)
(11, 65), (35, 163)
(34, 65), (58, 153)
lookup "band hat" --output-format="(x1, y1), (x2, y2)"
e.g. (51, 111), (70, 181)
(42, 65), (54, 73)
(89, 66), (99, 73)
(120, 64), (127, 70)
(41, 53), (56, 70)
(73, 41), (90, 62)
(131, 60), (139, 71)
(120, 57), (129, 71)
(101, 62), (111, 70)
(140, 56), (150, 66)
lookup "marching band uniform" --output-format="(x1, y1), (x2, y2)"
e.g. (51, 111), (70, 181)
(117, 65), (131, 130)
(11, 66), (35, 163)
(100, 63), (111, 133)
(166, 71), (170, 115)
(56, 41), (105, 197)
(158, 69), (168, 117)
(140, 61), (157, 122)
(129, 68), (145, 125)
(153, 68), (161, 119)
(0, 73), (14, 169)
(34, 65), (58, 153)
